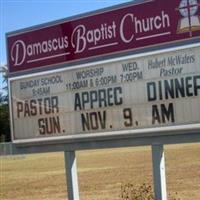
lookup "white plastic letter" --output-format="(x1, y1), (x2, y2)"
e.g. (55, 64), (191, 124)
(120, 14), (134, 43)
(71, 25), (86, 53)
(11, 40), (26, 66)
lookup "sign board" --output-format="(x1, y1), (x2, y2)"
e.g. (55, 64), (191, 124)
(7, 0), (200, 74)
(10, 45), (200, 143)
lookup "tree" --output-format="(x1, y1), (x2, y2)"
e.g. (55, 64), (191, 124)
(0, 103), (11, 142)
(0, 64), (8, 103)
(0, 64), (11, 142)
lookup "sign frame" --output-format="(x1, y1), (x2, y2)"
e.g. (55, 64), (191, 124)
(9, 43), (200, 146)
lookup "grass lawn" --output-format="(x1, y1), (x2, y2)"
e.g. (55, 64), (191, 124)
(1, 143), (200, 200)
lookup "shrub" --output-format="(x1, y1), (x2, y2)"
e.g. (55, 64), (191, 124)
(121, 183), (154, 200)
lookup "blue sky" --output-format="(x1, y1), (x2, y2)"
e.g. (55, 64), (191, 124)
(0, 0), (132, 94)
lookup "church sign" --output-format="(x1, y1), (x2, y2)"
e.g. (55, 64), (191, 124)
(10, 46), (200, 143)
(7, 0), (200, 74)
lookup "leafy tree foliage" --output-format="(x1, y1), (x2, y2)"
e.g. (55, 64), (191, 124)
(0, 64), (11, 142)
(0, 103), (11, 142)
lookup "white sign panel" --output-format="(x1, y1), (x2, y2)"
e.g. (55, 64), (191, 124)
(10, 46), (200, 143)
